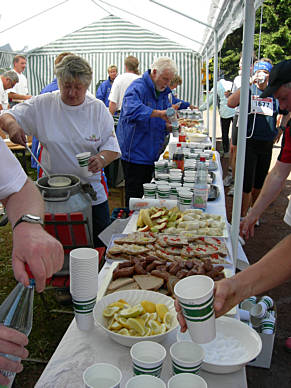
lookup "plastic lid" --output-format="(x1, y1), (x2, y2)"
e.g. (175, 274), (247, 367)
(177, 143), (182, 147)
(200, 156), (206, 162)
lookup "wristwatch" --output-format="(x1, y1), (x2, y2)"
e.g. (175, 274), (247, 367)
(98, 154), (106, 166)
(13, 214), (43, 230)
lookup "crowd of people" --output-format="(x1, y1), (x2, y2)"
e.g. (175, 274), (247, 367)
(0, 50), (291, 382)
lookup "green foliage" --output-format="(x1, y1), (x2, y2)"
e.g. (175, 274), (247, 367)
(208, 0), (291, 85)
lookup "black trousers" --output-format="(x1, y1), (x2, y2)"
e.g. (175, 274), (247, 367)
(220, 117), (233, 153)
(121, 160), (154, 207)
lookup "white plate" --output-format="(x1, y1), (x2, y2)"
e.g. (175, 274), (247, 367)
(177, 316), (262, 374)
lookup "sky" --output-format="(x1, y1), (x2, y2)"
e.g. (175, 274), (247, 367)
(0, 0), (217, 53)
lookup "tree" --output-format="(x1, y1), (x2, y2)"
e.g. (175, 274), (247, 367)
(210, 0), (291, 84)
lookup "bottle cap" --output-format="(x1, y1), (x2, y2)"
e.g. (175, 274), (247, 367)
(200, 156), (206, 162)
(177, 143), (181, 147)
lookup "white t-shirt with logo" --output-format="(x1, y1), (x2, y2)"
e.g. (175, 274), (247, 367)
(5, 91), (121, 205)
(0, 138), (27, 199)
(108, 73), (139, 110)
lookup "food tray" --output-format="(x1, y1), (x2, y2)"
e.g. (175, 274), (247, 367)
(208, 185), (220, 201)
(105, 233), (128, 263)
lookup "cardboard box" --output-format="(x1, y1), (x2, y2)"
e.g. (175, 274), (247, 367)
(247, 309), (276, 369)
(247, 331), (275, 368)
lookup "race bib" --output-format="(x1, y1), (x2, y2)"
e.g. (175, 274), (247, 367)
(251, 95), (273, 116)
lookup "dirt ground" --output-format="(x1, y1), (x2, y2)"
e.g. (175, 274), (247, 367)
(220, 153), (291, 388)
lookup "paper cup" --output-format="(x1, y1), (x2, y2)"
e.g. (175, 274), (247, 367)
(259, 295), (274, 310)
(143, 183), (156, 198)
(75, 311), (94, 331)
(83, 362), (122, 388)
(261, 311), (276, 334)
(239, 296), (256, 312)
(76, 151), (93, 177)
(130, 341), (166, 378)
(168, 373), (208, 388)
(250, 302), (268, 319)
(126, 375), (166, 388)
(170, 341), (204, 375)
(174, 275), (215, 344)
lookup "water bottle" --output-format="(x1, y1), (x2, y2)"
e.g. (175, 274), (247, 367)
(172, 143), (184, 171)
(193, 156), (208, 211)
(0, 279), (34, 387)
(166, 107), (179, 137)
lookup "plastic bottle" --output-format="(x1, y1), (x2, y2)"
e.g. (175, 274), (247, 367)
(172, 143), (184, 171)
(166, 107), (179, 137)
(193, 156), (208, 211)
(0, 279), (35, 386)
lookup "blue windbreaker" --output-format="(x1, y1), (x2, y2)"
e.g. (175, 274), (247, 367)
(116, 70), (172, 165)
(96, 77), (113, 107)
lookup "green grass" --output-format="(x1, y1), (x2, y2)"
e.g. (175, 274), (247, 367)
(0, 153), (73, 387)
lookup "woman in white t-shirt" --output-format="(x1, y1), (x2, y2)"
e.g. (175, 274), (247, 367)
(0, 55), (121, 247)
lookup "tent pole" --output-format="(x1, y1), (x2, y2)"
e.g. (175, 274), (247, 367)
(231, 0), (256, 269)
(205, 50), (210, 134)
(211, 30), (218, 149)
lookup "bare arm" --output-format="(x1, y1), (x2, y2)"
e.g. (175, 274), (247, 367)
(2, 178), (64, 292)
(109, 101), (117, 116)
(214, 234), (291, 317)
(240, 160), (291, 239)
(88, 150), (119, 173)
(227, 89), (240, 108)
(0, 113), (26, 146)
(8, 92), (32, 101)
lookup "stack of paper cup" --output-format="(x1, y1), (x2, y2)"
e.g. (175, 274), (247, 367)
(70, 248), (99, 331)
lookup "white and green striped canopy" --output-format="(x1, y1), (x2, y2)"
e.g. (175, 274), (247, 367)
(24, 15), (201, 105)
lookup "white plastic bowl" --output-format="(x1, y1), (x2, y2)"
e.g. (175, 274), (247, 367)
(177, 316), (262, 374)
(94, 290), (178, 347)
(187, 133), (207, 142)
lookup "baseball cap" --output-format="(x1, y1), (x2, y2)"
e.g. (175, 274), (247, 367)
(260, 59), (291, 98)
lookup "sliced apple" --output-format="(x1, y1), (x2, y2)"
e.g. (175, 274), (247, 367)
(156, 217), (168, 224)
(155, 222), (167, 231)
(138, 225), (150, 232)
(151, 210), (164, 220)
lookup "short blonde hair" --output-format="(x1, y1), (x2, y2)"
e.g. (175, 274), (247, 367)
(170, 74), (182, 87)
(108, 65), (118, 72)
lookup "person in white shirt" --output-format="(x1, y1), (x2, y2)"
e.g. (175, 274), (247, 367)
(0, 71), (19, 110)
(0, 55), (121, 247)
(0, 138), (64, 385)
(109, 56), (140, 115)
(8, 55), (32, 102)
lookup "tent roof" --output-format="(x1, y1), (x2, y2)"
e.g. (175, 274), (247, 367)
(30, 15), (195, 54)
(0, 0), (264, 57)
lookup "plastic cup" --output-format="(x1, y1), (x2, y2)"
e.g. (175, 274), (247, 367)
(250, 302), (268, 319)
(126, 375), (166, 388)
(130, 341), (166, 377)
(83, 362), (122, 388)
(170, 341), (204, 375)
(174, 275), (215, 344)
(143, 183), (156, 198)
(168, 373), (208, 388)
(259, 295), (274, 310)
(261, 311), (276, 334)
(239, 296), (256, 312)
(76, 151), (93, 177)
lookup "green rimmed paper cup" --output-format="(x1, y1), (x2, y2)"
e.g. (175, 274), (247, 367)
(174, 275), (215, 344)
(83, 362), (122, 388)
(167, 373), (208, 388)
(72, 296), (96, 331)
(170, 341), (204, 375)
(76, 151), (93, 177)
(126, 375), (166, 388)
(130, 341), (166, 378)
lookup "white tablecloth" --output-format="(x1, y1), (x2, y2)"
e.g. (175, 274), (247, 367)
(35, 144), (249, 388)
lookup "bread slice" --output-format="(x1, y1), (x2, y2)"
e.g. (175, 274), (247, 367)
(133, 274), (164, 291)
(107, 277), (135, 292)
(107, 281), (140, 294)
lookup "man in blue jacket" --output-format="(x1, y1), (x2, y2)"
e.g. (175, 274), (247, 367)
(117, 57), (177, 206)
(96, 65), (118, 107)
